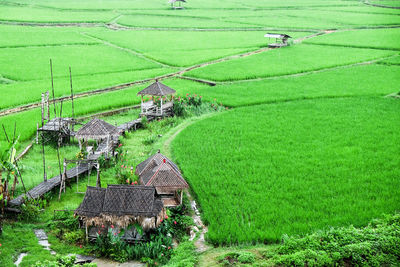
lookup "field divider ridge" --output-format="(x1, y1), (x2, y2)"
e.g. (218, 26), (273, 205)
(80, 32), (172, 67)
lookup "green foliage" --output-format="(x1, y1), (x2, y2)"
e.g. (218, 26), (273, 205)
(185, 44), (395, 81)
(18, 197), (48, 222)
(163, 239), (197, 267)
(172, 97), (400, 244)
(33, 255), (96, 267)
(272, 213), (400, 266)
(217, 251), (256, 265)
(93, 228), (129, 262)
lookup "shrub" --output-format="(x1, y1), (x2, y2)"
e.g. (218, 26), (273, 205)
(218, 251), (256, 266)
(33, 255), (96, 267)
(272, 213), (400, 266)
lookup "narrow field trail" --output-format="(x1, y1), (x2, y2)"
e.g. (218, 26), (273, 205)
(160, 112), (222, 252)
(214, 54), (398, 85)
(80, 32), (172, 68)
(363, 0), (400, 9)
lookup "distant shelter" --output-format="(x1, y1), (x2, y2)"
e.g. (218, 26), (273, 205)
(264, 33), (292, 48)
(169, 0), (186, 9)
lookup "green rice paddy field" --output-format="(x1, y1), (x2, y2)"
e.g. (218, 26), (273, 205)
(0, 0), (399, 249)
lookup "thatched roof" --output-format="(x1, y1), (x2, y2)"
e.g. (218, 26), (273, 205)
(75, 118), (118, 140)
(136, 151), (188, 190)
(75, 185), (164, 220)
(137, 81), (176, 96)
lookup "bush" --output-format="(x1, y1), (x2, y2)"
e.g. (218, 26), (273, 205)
(217, 251), (256, 266)
(33, 255), (96, 267)
(272, 213), (400, 266)
(164, 239), (197, 267)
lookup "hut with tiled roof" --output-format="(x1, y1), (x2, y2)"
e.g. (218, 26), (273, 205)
(136, 150), (188, 207)
(75, 185), (165, 242)
(137, 80), (175, 118)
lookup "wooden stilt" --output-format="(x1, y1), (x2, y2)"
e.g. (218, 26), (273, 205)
(96, 162), (101, 188)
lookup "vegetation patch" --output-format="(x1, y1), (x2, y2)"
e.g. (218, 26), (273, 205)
(184, 44), (395, 81)
(172, 97), (400, 244)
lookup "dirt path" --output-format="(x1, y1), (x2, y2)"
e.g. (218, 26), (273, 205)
(214, 54), (398, 85)
(363, 0), (400, 9)
(161, 112), (222, 252)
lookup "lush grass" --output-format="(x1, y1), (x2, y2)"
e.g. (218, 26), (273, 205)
(0, 67), (173, 111)
(378, 55), (400, 66)
(305, 28), (400, 50)
(0, 223), (56, 267)
(0, 25), (99, 48)
(117, 14), (256, 29)
(176, 64), (400, 107)
(0, 6), (116, 23)
(172, 97), (400, 244)
(85, 29), (312, 67)
(184, 44), (395, 81)
(0, 44), (160, 81)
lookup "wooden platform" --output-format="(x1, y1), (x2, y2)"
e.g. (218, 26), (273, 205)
(9, 117), (146, 208)
(9, 162), (91, 206)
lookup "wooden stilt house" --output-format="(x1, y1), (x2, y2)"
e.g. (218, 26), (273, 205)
(38, 117), (75, 143)
(136, 151), (188, 207)
(75, 185), (166, 242)
(75, 118), (119, 158)
(137, 80), (176, 118)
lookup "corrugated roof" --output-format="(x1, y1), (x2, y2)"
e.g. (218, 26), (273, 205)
(264, 33), (292, 39)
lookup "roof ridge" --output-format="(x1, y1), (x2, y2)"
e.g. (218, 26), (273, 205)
(146, 160), (165, 186)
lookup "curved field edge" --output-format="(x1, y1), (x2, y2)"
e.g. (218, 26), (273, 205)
(171, 97), (400, 245)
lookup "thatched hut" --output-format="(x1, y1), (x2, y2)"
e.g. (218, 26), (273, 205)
(75, 118), (119, 152)
(75, 185), (166, 242)
(169, 0), (186, 9)
(137, 80), (176, 118)
(136, 151), (188, 207)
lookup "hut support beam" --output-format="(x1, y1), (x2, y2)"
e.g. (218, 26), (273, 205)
(96, 163), (101, 188)
(180, 190), (183, 205)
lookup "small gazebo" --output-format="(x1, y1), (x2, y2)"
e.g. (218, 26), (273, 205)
(136, 150), (188, 207)
(75, 185), (166, 242)
(75, 118), (119, 152)
(137, 80), (176, 118)
(264, 33), (292, 48)
(169, 0), (186, 9)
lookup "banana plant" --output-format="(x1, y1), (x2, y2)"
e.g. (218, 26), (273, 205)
(0, 136), (19, 212)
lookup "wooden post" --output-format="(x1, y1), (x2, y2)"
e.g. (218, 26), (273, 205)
(36, 123), (39, 144)
(180, 190), (183, 205)
(141, 95), (143, 114)
(46, 91), (50, 120)
(85, 223), (88, 242)
(96, 162), (101, 188)
(160, 97), (163, 116)
(59, 159), (67, 200)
